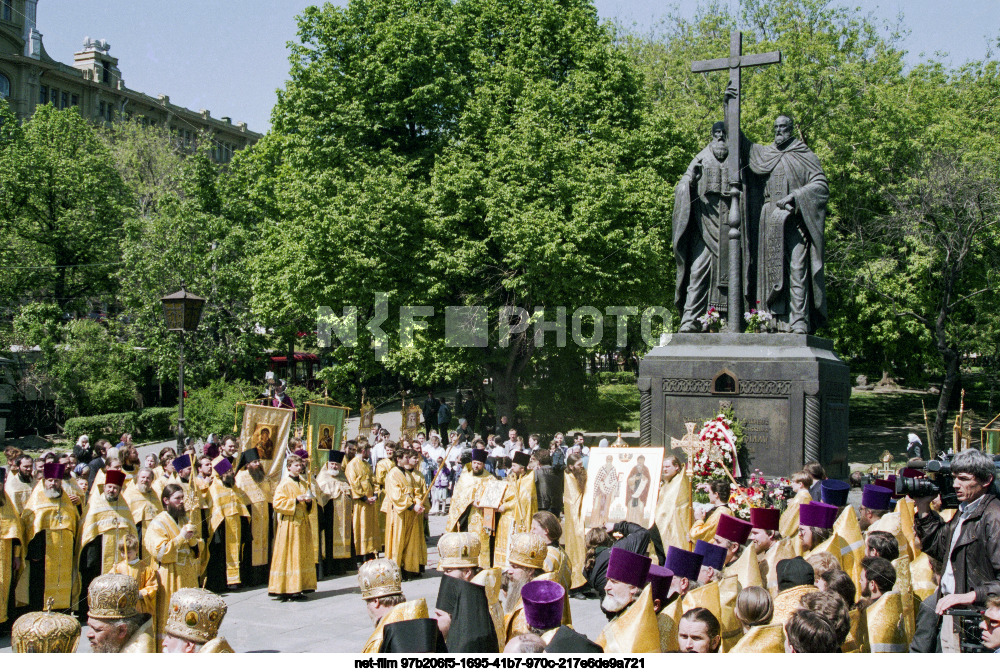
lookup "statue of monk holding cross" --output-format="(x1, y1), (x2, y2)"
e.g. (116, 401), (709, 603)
(673, 31), (829, 335)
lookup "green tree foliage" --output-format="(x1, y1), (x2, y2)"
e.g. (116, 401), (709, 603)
(0, 105), (131, 311)
(239, 0), (686, 417)
(111, 124), (266, 388)
(12, 309), (139, 418)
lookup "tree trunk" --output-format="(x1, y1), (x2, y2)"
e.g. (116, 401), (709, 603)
(933, 350), (961, 455)
(491, 366), (520, 427)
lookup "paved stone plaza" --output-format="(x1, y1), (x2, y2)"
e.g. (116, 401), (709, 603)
(0, 511), (609, 653)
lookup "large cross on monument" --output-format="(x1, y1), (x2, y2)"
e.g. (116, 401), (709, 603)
(691, 32), (781, 333)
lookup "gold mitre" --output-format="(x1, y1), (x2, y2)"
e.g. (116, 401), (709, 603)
(438, 532), (481, 570)
(358, 557), (403, 600)
(88, 573), (140, 620)
(12, 605), (81, 653)
(164, 588), (228, 645)
(507, 532), (547, 570)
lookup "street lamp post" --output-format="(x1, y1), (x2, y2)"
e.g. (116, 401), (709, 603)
(161, 285), (206, 453)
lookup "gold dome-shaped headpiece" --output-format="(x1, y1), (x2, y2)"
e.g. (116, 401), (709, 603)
(11, 601), (81, 653)
(88, 573), (140, 620)
(612, 429), (628, 448)
(438, 532), (482, 570)
(358, 557), (403, 600)
(163, 588), (228, 644)
(507, 532), (547, 570)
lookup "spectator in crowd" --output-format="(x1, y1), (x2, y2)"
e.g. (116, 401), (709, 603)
(73, 435), (93, 463)
(423, 391), (441, 437)
(438, 398), (453, 435)
(914, 449), (1000, 650)
(804, 462), (827, 502)
(784, 609), (840, 653)
(678, 608), (721, 653)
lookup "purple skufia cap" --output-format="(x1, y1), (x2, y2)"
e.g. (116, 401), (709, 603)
(521, 580), (565, 630)
(862, 484), (893, 511)
(820, 479), (850, 507)
(665, 546), (703, 581)
(293, 449), (309, 460)
(204, 444), (220, 459)
(471, 448), (488, 463)
(799, 502), (837, 529)
(693, 540), (727, 571)
(645, 565), (674, 604)
(171, 454), (192, 471)
(606, 547), (652, 587)
(213, 458), (232, 476)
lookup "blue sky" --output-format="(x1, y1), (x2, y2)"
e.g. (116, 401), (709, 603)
(35, 1), (1000, 134)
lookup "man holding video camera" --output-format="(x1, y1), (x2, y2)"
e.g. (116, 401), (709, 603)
(913, 449), (1000, 651)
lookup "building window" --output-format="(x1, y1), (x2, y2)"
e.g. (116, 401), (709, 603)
(71, 94), (79, 107)
(102, 61), (111, 84)
(61, 92), (68, 109)
(2, 0), (11, 22)
(39, 85), (47, 104)
(51, 88), (58, 105)
(0, 73), (8, 99)
(99, 101), (105, 118)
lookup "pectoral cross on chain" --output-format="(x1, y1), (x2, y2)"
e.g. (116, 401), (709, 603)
(691, 32), (781, 332)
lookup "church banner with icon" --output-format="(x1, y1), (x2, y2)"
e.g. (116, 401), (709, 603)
(305, 402), (349, 475)
(581, 446), (664, 529)
(239, 403), (295, 478)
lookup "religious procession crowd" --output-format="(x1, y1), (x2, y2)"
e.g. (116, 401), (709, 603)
(1, 423), (999, 654)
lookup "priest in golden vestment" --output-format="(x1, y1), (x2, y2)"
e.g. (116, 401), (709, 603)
(446, 446), (494, 570)
(646, 564), (678, 652)
(596, 548), (659, 653)
(405, 450), (429, 570)
(18, 462), (80, 612)
(268, 453), (317, 599)
(654, 455), (693, 552)
(78, 469), (138, 608)
(151, 454), (176, 501)
(205, 458), (250, 592)
(315, 449), (355, 575)
(712, 515), (763, 650)
(748, 507), (796, 597)
(771, 557), (818, 624)
(167, 455), (205, 551)
(234, 448), (274, 587)
(689, 480), (733, 543)
(347, 440), (379, 558)
(85, 573), (156, 653)
(111, 533), (162, 636)
(383, 451), (424, 575)
(0, 466), (24, 627)
(373, 441), (396, 550)
(161, 588), (234, 653)
(358, 557), (432, 653)
(561, 453), (588, 590)
(122, 467), (162, 557)
(779, 474), (813, 538)
(5, 455), (35, 514)
(493, 451), (537, 569)
(499, 533), (571, 641)
(145, 483), (204, 645)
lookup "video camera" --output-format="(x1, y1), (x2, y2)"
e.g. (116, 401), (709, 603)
(895, 454), (1000, 509)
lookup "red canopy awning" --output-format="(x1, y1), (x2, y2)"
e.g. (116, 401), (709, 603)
(269, 352), (320, 364)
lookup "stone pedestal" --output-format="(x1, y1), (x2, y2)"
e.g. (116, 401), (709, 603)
(637, 333), (850, 478)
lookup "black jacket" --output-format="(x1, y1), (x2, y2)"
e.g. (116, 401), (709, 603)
(915, 492), (1000, 603)
(585, 522), (650, 597)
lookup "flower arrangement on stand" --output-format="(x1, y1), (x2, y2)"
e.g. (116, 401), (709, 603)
(743, 305), (773, 334)
(690, 413), (739, 503)
(728, 470), (790, 520)
(698, 307), (724, 333)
